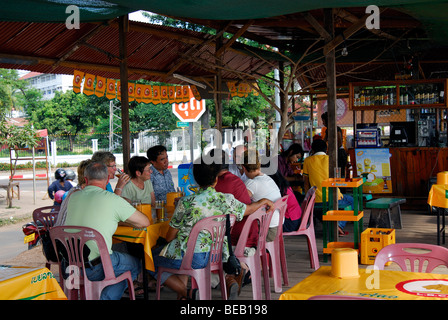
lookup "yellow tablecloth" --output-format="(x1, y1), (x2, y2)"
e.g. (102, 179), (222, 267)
(428, 184), (448, 209)
(113, 221), (170, 271)
(280, 266), (448, 300)
(0, 265), (66, 300)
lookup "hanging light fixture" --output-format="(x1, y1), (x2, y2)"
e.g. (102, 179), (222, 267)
(341, 34), (348, 56)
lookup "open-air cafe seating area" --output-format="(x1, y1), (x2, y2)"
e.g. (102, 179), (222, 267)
(33, 197), (448, 300)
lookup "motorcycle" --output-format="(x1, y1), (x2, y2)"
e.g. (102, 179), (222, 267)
(22, 220), (45, 250)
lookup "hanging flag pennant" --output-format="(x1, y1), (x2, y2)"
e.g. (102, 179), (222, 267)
(168, 86), (175, 103)
(152, 85), (161, 104)
(128, 83), (135, 102)
(135, 84), (144, 103)
(83, 73), (96, 96)
(175, 86), (183, 103)
(182, 86), (189, 103)
(94, 76), (106, 97)
(237, 82), (246, 97)
(227, 81), (237, 97)
(117, 81), (121, 101)
(160, 86), (168, 104)
(141, 85), (152, 104)
(251, 82), (260, 96)
(190, 85), (201, 101)
(73, 70), (84, 93)
(106, 79), (116, 99)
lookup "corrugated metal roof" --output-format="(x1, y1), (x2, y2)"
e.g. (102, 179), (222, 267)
(0, 19), (274, 89)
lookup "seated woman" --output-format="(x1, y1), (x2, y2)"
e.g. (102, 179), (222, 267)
(121, 156), (156, 205)
(148, 151), (274, 300)
(277, 143), (304, 185)
(269, 169), (302, 232)
(242, 149), (282, 242)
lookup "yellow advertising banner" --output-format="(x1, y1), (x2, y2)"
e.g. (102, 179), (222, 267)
(168, 86), (175, 103)
(128, 83), (135, 102)
(94, 76), (106, 97)
(182, 86), (190, 103)
(73, 70), (84, 93)
(152, 85), (161, 104)
(117, 81), (121, 101)
(141, 85), (152, 104)
(160, 86), (168, 104)
(190, 85), (201, 100)
(106, 79), (116, 99)
(83, 73), (96, 96)
(175, 86), (183, 103)
(135, 84), (143, 103)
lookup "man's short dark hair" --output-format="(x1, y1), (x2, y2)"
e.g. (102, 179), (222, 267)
(193, 151), (222, 188)
(128, 156), (150, 179)
(311, 139), (328, 153)
(85, 162), (108, 181)
(146, 145), (167, 162)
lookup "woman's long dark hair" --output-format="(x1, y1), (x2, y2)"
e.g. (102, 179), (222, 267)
(280, 143), (304, 159)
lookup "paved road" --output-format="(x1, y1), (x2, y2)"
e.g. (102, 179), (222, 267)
(0, 168), (179, 264)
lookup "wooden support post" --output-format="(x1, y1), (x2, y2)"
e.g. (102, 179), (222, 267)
(214, 33), (223, 138)
(119, 15), (131, 171)
(324, 9), (339, 216)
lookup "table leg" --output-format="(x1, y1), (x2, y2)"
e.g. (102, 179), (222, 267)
(141, 245), (148, 300)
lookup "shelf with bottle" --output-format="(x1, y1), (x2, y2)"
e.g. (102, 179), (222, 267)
(349, 79), (447, 110)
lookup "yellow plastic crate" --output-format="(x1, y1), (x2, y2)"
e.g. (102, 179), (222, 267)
(360, 228), (395, 265)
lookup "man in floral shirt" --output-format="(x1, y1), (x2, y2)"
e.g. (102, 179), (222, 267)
(149, 150), (274, 300)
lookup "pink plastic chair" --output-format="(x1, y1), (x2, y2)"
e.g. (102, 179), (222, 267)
(283, 186), (320, 270)
(234, 206), (273, 300)
(33, 206), (60, 269)
(308, 295), (381, 300)
(374, 243), (448, 273)
(49, 225), (136, 300)
(265, 196), (289, 293)
(156, 214), (234, 300)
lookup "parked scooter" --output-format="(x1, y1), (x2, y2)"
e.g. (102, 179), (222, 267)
(22, 190), (65, 249)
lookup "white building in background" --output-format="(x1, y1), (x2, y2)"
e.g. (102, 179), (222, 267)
(20, 72), (73, 100)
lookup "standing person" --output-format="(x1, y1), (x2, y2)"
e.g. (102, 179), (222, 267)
(148, 151), (274, 300)
(48, 168), (73, 206)
(147, 145), (175, 202)
(121, 156), (156, 205)
(321, 112), (347, 177)
(302, 139), (353, 236)
(64, 162), (150, 300)
(91, 151), (130, 197)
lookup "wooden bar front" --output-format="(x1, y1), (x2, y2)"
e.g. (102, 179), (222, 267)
(349, 147), (448, 209)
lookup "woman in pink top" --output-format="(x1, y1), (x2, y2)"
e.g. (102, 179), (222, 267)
(269, 170), (302, 232)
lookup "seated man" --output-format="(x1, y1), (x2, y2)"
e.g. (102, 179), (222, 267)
(91, 151), (130, 197)
(65, 162), (150, 300)
(302, 139), (354, 236)
(147, 145), (176, 202)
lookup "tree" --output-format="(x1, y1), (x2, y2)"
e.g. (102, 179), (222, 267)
(0, 120), (39, 208)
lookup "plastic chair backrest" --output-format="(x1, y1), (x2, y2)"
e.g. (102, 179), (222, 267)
(33, 206), (59, 230)
(298, 186), (316, 231)
(50, 225), (129, 300)
(374, 243), (448, 273)
(179, 214), (234, 271)
(234, 206), (272, 257)
(270, 196), (288, 239)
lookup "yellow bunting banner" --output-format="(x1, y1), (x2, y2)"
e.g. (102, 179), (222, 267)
(168, 86), (175, 103)
(160, 86), (168, 104)
(83, 73), (96, 96)
(141, 85), (152, 104)
(117, 81), (121, 101)
(94, 76), (106, 97)
(182, 86), (189, 103)
(106, 79), (116, 99)
(152, 85), (161, 104)
(128, 83), (135, 102)
(135, 84), (144, 103)
(190, 85), (201, 101)
(175, 86), (183, 103)
(73, 70), (84, 93)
